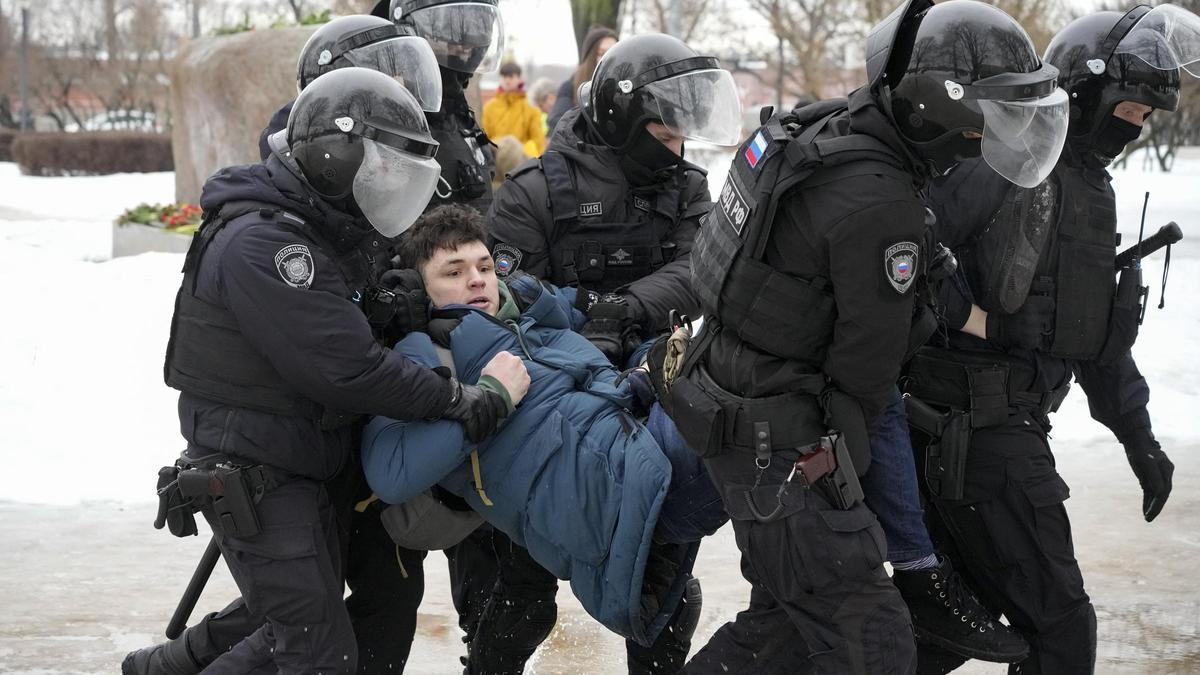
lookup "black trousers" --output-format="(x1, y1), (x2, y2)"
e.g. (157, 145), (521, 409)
(201, 478), (356, 674)
(913, 409), (1096, 675)
(177, 488), (428, 674)
(454, 527), (699, 674)
(685, 449), (915, 675)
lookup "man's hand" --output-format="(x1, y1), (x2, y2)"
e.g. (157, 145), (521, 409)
(366, 269), (429, 339)
(481, 351), (531, 406)
(1124, 432), (1174, 522)
(580, 294), (641, 366)
(985, 294), (1054, 350)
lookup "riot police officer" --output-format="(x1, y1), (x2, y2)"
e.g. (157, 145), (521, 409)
(125, 67), (525, 674)
(910, 5), (1197, 672)
(672, 1), (1069, 672)
(465, 33), (735, 674)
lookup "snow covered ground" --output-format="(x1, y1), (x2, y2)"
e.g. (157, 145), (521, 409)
(0, 157), (1198, 673)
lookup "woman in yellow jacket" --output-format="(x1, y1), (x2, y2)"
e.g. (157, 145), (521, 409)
(482, 62), (546, 157)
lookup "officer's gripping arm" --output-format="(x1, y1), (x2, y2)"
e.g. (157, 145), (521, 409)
(220, 227), (453, 420)
(1074, 352), (1173, 521)
(620, 173), (709, 332)
(487, 174), (552, 279)
(823, 200), (927, 425)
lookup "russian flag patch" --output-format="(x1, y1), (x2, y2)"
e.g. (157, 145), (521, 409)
(744, 131), (768, 168)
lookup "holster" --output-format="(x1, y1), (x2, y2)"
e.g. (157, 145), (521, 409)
(154, 461), (270, 539)
(905, 394), (970, 501)
(818, 434), (865, 509)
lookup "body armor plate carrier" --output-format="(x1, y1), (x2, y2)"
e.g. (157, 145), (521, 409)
(691, 100), (910, 363)
(163, 202), (360, 430)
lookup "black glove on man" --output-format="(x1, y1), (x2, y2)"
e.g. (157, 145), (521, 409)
(576, 292), (641, 366)
(986, 294), (1055, 350)
(365, 268), (430, 343)
(1121, 428), (1174, 522)
(442, 377), (510, 444)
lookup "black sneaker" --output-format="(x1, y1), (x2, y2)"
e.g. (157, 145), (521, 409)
(893, 556), (1030, 663)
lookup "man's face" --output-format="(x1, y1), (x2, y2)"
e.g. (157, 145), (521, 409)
(646, 121), (684, 156)
(421, 241), (500, 316)
(1113, 100), (1154, 127)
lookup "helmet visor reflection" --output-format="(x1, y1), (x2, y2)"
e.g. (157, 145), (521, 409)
(409, 2), (505, 73)
(353, 139), (442, 238)
(979, 88), (1069, 188)
(1115, 4), (1200, 78)
(642, 68), (743, 146)
(345, 36), (443, 112)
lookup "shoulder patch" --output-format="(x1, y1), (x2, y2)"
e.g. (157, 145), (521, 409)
(275, 244), (315, 289)
(493, 243), (524, 278)
(884, 241), (919, 294)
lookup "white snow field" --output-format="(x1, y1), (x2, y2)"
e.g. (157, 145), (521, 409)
(1, 157), (1198, 673)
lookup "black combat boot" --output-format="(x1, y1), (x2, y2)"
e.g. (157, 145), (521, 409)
(121, 633), (203, 675)
(893, 556), (1030, 663)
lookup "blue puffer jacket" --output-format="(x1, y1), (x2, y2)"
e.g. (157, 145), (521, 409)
(362, 274), (694, 646)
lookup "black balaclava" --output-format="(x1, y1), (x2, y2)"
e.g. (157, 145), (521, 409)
(1090, 115), (1144, 167)
(619, 125), (681, 187)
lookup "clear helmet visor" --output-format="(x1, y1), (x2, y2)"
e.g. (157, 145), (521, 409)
(352, 139), (442, 238)
(344, 36), (443, 113)
(642, 68), (743, 146)
(1115, 4), (1200, 78)
(979, 88), (1069, 188)
(409, 2), (505, 74)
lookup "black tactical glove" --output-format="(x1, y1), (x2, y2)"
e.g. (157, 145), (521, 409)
(1122, 429), (1174, 522)
(442, 377), (510, 443)
(985, 294), (1054, 350)
(580, 293), (641, 366)
(365, 269), (429, 341)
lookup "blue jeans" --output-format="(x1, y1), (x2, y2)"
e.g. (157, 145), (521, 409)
(861, 387), (936, 564)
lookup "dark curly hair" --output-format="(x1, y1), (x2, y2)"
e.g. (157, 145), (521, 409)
(396, 204), (489, 270)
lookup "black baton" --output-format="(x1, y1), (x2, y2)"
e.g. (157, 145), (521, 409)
(166, 536), (221, 639)
(1115, 222), (1183, 269)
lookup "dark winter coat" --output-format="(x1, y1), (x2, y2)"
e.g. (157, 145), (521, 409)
(488, 108), (711, 333)
(177, 156), (452, 479)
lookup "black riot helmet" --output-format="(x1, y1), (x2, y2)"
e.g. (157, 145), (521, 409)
(867, 0), (1069, 187)
(296, 15), (442, 112)
(288, 68), (442, 237)
(583, 33), (742, 151)
(372, 0), (505, 74)
(1044, 4), (1199, 164)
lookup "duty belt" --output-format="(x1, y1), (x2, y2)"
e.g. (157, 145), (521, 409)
(692, 365), (826, 453)
(904, 347), (1070, 424)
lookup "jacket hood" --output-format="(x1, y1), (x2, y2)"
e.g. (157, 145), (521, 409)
(199, 155), (371, 253)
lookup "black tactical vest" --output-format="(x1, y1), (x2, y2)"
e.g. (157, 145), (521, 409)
(541, 150), (679, 292)
(691, 101), (910, 363)
(427, 95), (495, 215)
(163, 203), (361, 429)
(966, 164), (1117, 360)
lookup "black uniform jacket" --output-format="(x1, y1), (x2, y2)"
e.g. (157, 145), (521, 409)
(705, 88), (928, 425)
(181, 158), (452, 480)
(488, 108), (711, 332)
(927, 153), (1152, 442)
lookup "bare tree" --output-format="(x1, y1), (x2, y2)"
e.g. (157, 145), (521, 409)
(750, 0), (858, 99)
(639, 0), (713, 41)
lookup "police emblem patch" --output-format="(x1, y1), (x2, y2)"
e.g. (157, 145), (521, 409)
(274, 244), (315, 289)
(608, 248), (632, 266)
(884, 241), (919, 294)
(493, 243), (523, 277)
